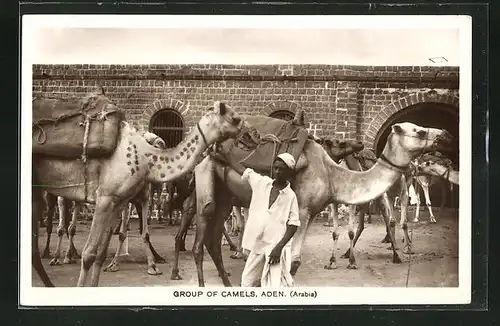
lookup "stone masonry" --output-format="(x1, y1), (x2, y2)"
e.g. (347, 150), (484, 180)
(32, 64), (459, 150)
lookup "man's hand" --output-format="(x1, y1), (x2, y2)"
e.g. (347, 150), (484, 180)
(268, 245), (284, 265)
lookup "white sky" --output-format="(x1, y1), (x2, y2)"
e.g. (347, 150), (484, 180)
(24, 15), (464, 66)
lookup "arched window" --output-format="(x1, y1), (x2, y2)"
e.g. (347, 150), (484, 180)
(269, 110), (295, 121)
(149, 109), (186, 148)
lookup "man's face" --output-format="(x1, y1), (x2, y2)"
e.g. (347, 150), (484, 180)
(273, 159), (291, 182)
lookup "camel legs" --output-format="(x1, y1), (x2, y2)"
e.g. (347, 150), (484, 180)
(171, 191), (196, 280)
(77, 196), (125, 287)
(32, 187), (54, 287)
(204, 189), (233, 287)
(191, 157), (216, 287)
(62, 202), (81, 264)
(290, 207), (312, 276)
(41, 193), (57, 258)
(345, 205), (358, 269)
(421, 182), (436, 223)
(399, 175), (413, 254)
(137, 200), (163, 275)
(222, 223), (238, 251)
(103, 203), (132, 273)
(324, 203), (340, 270)
(342, 194), (402, 264)
(49, 196), (71, 266)
(137, 199), (167, 265)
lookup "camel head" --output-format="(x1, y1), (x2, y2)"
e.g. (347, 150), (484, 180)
(199, 101), (246, 144)
(319, 138), (365, 162)
(384, 122), (453, 164)
(416, 152), (455, 176)
(143, 131), (167, 149)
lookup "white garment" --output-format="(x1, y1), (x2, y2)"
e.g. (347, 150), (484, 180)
(240, 247), (294, 287)
(261, 246), (295, 287)
(240, 168), (300, 255)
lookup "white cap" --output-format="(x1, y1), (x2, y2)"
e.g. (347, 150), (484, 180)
(276, 153), (296, 170)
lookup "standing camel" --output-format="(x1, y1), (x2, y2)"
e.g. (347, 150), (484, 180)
(41, 131), (168, 268)
(168, 136), (365, 269)
(397, 153), (458, 226)
(343, 152), (459, 260)
(32, 93), (246, 287)
(171, 117), (453, 287)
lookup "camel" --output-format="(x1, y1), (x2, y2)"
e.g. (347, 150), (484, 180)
(32, 93), (246, 287)
(40, 132), (168, 268)
(167, 136), (365, 271)
(343, 152), (459, 260)
(397, 153), (458, 225)
(327, 148), (403, 267)
(170, 117), (453, 286)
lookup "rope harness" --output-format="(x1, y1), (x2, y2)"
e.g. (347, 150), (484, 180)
(32, 95), (117, 201)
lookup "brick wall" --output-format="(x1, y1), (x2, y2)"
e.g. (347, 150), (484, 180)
(32, 64), (459, 149)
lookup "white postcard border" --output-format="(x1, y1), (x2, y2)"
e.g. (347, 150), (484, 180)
(20, 14), (472, 306)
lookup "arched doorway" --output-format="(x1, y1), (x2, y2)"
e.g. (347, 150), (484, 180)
(269, 109), (295, 121)
(149, 108), (186, 148)
(374, 102), (459, 208)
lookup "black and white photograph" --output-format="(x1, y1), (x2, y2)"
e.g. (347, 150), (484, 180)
(21, 15), (471, 306)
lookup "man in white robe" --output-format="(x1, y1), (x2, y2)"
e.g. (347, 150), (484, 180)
(236, 153), (300, 287)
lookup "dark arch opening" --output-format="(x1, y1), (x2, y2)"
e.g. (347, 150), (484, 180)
(149, 108), (186, 148)
(269, 109), (295, 121)
(374, 102), (459, 208)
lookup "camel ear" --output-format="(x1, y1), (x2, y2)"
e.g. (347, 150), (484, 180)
(392, 124), (404, 134)
(213, 101), (227, 115)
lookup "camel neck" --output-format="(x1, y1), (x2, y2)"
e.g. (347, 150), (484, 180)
(143, 125), (208, 183)
(324, 146), (409, 205)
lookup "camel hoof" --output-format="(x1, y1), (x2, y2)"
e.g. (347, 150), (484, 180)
(148, 266), (163, 276)
(63, 257), (77, 264)
(170, 273), (183, 280)
(403, 247), (414, 255)
(430, 218), (437, 224)
(412, 218), (419, 223)
(103, 261), (119, 272)
(290, 261), (301, 276)
(49, 258), (61, 266)
(381, 236), (391, 244)
(324, 263), (338, 270)
(41, 249), (51, 259)
(347, 263), (358, 270)
(393, 255), (403, 264)
(154, 257), (167, 264)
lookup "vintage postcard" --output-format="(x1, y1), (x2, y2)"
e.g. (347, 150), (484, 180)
(21, 14), (471, 306)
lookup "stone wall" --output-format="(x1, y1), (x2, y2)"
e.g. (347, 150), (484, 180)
(32, 64), (459, 149)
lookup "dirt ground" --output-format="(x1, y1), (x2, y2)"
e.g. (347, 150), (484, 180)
(33, 207), (459, 288)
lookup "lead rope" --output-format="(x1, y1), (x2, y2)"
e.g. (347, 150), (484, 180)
(405, 128), (431, 287)
(80, 114), (91, 202)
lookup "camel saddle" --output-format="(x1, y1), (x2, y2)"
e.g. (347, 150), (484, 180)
(32, 93), (125, 159)
(214, 114), (309, 176)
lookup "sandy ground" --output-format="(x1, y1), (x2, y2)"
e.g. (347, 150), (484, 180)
(33, 208), (458, 288)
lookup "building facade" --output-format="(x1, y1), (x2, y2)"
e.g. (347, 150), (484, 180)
(32, 64), (459, 154)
